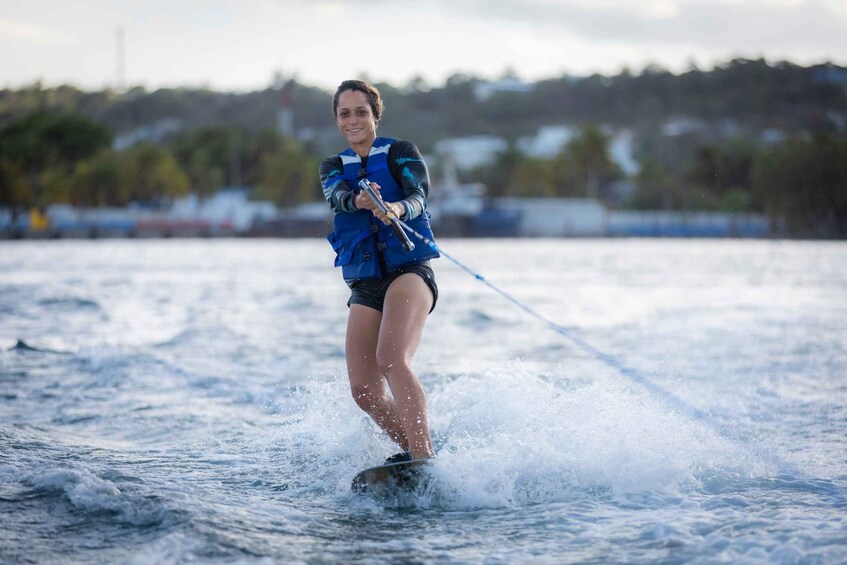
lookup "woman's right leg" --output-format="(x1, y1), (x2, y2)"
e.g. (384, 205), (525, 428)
(377, 274), (435, 459)
(346, 303), (410, 451)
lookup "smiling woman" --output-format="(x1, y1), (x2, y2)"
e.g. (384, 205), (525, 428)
(332, 83), (382, 156)
(319, 79), (441, 464)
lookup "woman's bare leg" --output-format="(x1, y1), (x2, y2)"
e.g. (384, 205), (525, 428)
(346, 303), (409, 450)
(377, 274), (435, 458)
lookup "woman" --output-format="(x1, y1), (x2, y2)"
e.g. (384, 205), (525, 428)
(319, 79), (440, 462)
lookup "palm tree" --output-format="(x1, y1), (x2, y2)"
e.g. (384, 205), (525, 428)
(558, 124), (619, 199)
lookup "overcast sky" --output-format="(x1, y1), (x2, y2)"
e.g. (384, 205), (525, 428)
(2, 0), (845, 92)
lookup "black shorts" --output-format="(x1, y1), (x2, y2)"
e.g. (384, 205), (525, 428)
(347, 262), (438, 313)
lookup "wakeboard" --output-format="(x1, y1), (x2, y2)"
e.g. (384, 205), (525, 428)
(351, 458), (432, 495)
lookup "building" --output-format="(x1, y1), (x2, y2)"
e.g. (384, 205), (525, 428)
(473, 76), (533, 101)
(433, 136), (508, 170)
(496, 198), (607, 237)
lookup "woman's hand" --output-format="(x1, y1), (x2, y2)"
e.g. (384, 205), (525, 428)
(355, 183), (403, 225)
(375, 201), (404, 225)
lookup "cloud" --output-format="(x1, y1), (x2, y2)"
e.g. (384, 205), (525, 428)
(0, 18), (73, 44)
(1, 0), (843, 90)
(448, 0), (847, 52)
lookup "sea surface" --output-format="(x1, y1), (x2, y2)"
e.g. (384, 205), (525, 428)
(1, 238), (845, 564)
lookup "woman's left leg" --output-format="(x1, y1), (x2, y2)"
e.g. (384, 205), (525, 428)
(346, 304), (410, 450)
(377, 273), (435, 458)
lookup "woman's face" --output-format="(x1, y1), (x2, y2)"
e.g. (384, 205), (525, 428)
(335, 89), (377, 149)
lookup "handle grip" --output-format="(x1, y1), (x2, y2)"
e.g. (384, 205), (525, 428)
(357, 179), (415, 252)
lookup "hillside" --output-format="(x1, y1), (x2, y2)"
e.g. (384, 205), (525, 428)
(1, 58), (846, 237)
(2, 58), (844, 153)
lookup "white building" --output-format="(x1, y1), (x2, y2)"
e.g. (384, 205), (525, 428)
(609, 129), (640, 176)
(473, 76), (533, 101)
(438, 126), (640, 176)
(113, 118), (182, 151)
(517, 126), (576, 158)
(496, 197), (607, 237)
(433, 136), (508, 170)
(170, 188), (277, 232)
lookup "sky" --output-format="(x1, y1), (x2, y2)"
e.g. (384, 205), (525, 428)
(2, 0), (846, 93)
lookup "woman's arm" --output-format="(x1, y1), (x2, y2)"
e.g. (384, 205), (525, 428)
(388, 140), (429, 220)
(320, 155), (358, 213)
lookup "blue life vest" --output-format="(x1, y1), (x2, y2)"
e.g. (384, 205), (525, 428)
(327, 137), (439, 281)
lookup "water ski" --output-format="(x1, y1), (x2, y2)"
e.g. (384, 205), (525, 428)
(351, 458), (432, 495)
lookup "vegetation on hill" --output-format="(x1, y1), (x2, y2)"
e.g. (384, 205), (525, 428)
(0, 58), (845, 237)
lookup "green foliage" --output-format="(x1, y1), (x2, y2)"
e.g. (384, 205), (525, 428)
(119, 143), (190, 204)
(628, 159), (678, 210)
(0, 111), (111, 170)
(473, 125), (622, 199)
(0, 104), (323, 210)
(0, 110), (111, 206)
(752, 134), (847, 237)
(2, 59), (843, 152)
(555, 124), (621, 198)
(467, 143), (522, 198)
(170, 127), (240, 197)
(715, 189), (753, 212)
(1, 60), (845, 236)
(684, 139), (756, 210)
(253, 133), (319, 207)
(508, 157), (557, 197)
(69, 149), (122, 206)
(0, 157), (28, 208)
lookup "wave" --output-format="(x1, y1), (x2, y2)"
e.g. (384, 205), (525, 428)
(152, 326), (246, 350)
(268, 365), (778, 512)
(37, 297), (103, 312)
(9, 339), (41, 352)
(1, 426), (180, 530)
(25, 466), (174, 527)
(459, 308), (521, 329)
(7, 339), (70, 354)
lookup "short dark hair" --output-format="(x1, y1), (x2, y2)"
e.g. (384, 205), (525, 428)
(332, 79), (384, 123)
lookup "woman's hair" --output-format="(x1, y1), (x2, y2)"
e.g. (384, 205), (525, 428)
(332, 79), (384, 124)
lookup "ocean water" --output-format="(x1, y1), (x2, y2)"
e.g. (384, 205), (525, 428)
(1, 238), (845, 564)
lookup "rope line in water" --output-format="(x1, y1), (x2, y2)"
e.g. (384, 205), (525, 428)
(394, 217), (726, 434)
(395, 218), (807, 474)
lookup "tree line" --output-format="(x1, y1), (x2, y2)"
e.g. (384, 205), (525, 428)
(0, 58), (845, 237)
(3, 59), (842, 142)
(468, 125), (846, 238)
(0, 110), (317, 211)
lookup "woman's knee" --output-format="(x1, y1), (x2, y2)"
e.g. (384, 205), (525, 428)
(375, 351), (412, 379)
(350, 383), (381, 411)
